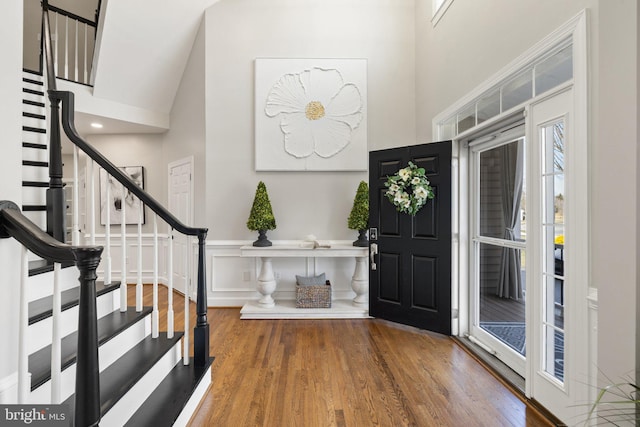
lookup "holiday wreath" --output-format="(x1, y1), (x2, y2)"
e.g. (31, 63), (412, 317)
(384, 161), (434, 216)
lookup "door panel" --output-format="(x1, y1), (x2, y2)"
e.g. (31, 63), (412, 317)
(168, 159), (193, 296)
(369, 142), (452, 334)
(379, 253), (401, 303)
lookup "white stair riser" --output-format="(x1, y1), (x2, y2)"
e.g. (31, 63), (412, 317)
(27, 267), (80, 302)
(22, 131), (47, 145)
(23, 81), (44, 92)
(23, 103), (46, 116)
(23, 116), (46, 129)
(28, 315), (151, 404)
(22, 148), (48, 164)
(23, 72), (43, 81)
(23, 211), (46, 232)
(172, 365), (212, 427)
(27, 289), (120, 355)
(22, 91), (45, 103)
(100, 342), (182, 427)
(22, 165), (48, 182)
(22, 188), (46, 207)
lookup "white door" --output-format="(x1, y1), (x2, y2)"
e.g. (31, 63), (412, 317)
(527, 88), (589, 423)
(168, 158), (194, 297)
(469, 127), (527, 377)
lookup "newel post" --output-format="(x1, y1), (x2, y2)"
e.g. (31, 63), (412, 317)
(42, 1), (66, 243)
(73, 246), (103, 427)
(194, 231), (209, 366)
(46, 92), (66, 243)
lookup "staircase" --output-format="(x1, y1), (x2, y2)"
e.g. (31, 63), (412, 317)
(21, 70), (49, 233)
(21, 235), (212, 426)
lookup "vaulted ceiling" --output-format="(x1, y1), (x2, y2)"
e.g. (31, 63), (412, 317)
(91, 0), (221, 115)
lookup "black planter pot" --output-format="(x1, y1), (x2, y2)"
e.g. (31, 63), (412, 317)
(353, 229), (368, 247)
(253, 229), (272, 247)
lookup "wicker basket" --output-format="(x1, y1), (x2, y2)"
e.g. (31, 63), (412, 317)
(295, 280), (332, 308)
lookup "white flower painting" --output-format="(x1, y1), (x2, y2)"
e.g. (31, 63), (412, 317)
(255, 59), (367, 171)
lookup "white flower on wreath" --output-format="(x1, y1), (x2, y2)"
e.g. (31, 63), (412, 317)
(265, 67), (363, 159)
(414, 186), (429, 200)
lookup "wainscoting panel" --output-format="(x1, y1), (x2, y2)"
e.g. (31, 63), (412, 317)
(206, 240), (362, 307)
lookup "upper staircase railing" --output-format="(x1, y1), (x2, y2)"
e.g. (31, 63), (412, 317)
(0, 201), (103, 427)
(29, 1), (98, 85)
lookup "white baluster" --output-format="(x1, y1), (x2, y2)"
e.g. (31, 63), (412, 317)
(152, 214), (159, 338)
(89, 159), (95, 245)
(183, 238), (190, 365)
(18, 246), (29, 403)
(64, 16), (68, 79)
(51, 263), (62, 403)
(120, 183), (127, 312)
(74, 20), (78, 82)
(167, 228), (174, 338)
(136, 202), (143, 312)
(83, 23), (87, 84)
(54, 13), (59, 75)
(72, 146), (79, 246)
(104, 171), (111, 286)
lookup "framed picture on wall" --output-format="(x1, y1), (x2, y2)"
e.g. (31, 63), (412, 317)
(100, 166), (145, 225)
(255, 58), (368, 171)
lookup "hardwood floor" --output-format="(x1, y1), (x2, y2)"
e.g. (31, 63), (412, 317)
(130, 285), (554, 427)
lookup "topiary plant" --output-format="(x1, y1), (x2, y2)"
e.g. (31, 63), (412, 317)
(247, 181), (276, 246)
(348, 181), (369, 246)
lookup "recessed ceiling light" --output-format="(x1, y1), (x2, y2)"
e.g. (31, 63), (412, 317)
(90, 122), (103, 129)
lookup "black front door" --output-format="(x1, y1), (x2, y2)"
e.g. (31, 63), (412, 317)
(369, 142), (452, 334)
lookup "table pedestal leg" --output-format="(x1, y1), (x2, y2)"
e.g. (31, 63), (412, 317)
(257, 257), (276, 307)
(351, 256), (368, 307)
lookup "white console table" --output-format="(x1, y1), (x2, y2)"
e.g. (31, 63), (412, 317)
(239, 244), (370, 319)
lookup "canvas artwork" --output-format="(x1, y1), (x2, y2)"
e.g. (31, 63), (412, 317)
(100, 166), (145, 225)
(255, 58), (368, 171)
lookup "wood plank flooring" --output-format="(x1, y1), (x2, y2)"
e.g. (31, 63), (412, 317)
(129, 285), (554, 427)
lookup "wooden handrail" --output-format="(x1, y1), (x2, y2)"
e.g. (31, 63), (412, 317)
(48, 4), (97, 28)
(41, 0), (57, 92)
(52, 90), (208, 240)
(53, 89), (210, 366)
(41, 0), (66, 243)
(0, 201), (103, 426)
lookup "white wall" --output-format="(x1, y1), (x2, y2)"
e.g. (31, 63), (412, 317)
(594, 0), (638, 388)
(203, 0), (416, 241)
(0, 0), (24, 402)
(163, 18), (206, 227)
(83, 134), (166, 234)
(415, 0), (637, 389)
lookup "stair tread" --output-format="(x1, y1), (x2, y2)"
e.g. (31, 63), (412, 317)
(125, 357), (214, 427)
(22, 126), (47, 134)
(64, 332), (185, 422)
(29, 306), (154, 390)
(22, 143), (48, 150)
(23, 112), (46, 120)
(23, 77), (44, 86)
(22, 205), (47, 212)
(22, 181), (49, 188)
(22, 160), (48, 167)
(23, 88), (45, 97)
(28, 281), (121, 325)
(23, 99), (45, 108)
